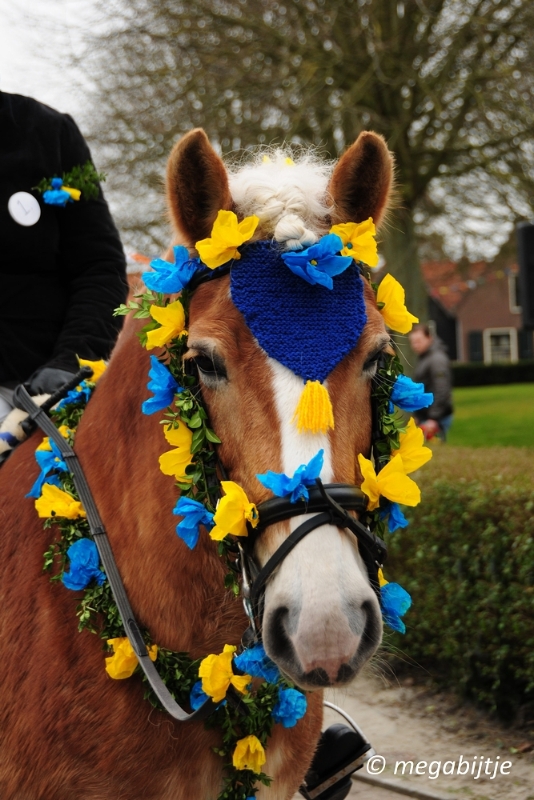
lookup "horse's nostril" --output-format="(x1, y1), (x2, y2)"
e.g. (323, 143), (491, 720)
(264, 606), (294, 663)
(336, 663), (355, 684)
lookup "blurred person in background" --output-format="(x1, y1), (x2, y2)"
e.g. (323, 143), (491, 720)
(408, 323), (453, 441)
(0, 91), (127, 439)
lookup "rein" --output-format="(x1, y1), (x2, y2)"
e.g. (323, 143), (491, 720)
(15, 379), (217, 723)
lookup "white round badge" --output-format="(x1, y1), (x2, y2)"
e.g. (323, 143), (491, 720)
(7, 192), (41, 227)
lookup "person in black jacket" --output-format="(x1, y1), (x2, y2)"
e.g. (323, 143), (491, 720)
(408, 324), (454, 441)
(0, 91), (127, 428)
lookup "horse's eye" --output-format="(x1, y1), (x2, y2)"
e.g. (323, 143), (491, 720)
(194, 355), (217, 374)
(363, 346), (387, 375)
(193, 353), (228, 386)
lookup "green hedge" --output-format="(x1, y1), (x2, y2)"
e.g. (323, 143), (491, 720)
(385, 448), (534, 720)
(452, 360), (534, 386)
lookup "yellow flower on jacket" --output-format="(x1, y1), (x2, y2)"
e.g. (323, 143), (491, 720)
(329, 218), (379, 266)
(198, 644), (251, 703)
(358, 453), (420, 511)
(35, 484), (86, 519)
(78, 357), (107, 382)
(210, 481), (259, 540)
(146, 300), (187, 350)
(376, 274), (419, 334)
(232, 735), (266, 773)
(158, 422), (193, 481)
(196, 210), (259, 269)
(392, 418), (432, 474)
(105, 637), (157, 680)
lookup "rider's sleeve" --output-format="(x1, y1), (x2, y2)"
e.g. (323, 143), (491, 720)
(45, 113), (128, 374)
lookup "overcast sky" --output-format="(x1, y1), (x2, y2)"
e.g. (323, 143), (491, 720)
(0, 0), (89, 117)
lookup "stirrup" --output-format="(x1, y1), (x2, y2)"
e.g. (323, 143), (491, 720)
(299, 702), (374, 800)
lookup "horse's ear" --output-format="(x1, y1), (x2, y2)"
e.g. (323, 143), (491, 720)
(328, 132), (394, 228)
(166, 129), (232, 245)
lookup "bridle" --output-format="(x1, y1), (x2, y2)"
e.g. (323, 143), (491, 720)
(15, 262), (388, 724)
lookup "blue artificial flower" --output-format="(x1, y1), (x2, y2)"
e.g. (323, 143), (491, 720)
(272, 687), (307, 728)
(379, 502), (409, 533)
(43, 177), (72, 207)
(143, 245), (200, 293)
(256, 450), (324, 504)
(281, 233), (353, 289)
(389, 374), (433, 413)
(381, 582), (412, 634)
(26, 441), (68, 499)
(234, 643), (280, 684)
(141, 356), (181, 415)
(173, 497), (214, 550)
(190, 680), (210, 711)
(55, 380), (93, 410)
(62, 538), (106, 591)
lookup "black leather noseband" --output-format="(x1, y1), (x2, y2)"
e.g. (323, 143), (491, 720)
(245, 482), (387, 616)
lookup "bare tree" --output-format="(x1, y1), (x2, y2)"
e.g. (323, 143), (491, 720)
(84, 0), (534, 319)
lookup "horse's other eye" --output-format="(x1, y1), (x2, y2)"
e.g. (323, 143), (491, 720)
(363, 343), (389, 376)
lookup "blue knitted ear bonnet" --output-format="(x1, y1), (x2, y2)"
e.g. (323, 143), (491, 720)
(230, 241), (367, 383)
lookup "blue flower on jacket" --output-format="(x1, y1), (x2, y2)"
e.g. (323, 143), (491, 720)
(173, 497), (214, 549)
(281, 233), (353, 289)
(55, 380), (93, 410)
(272, 687), (307, 728)
(234, 643), (280, 684)
(389, 374), (433, 413)
(379, 502), (409, 533)
(62, 538), (106, 591)
(43, 177), (72, 207)
(143, 245), (200, 293)
(142, 356), (181, 415)
(256, 450), (324, 503)
(26, 441), (68, 499)
(381, 582), (412, 634)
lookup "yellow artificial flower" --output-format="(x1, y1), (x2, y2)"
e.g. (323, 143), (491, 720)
(35, 484), (86, 519)
(36, 425), (71, 452)
(195, 210), (259, 270)
(378, 568), (388, 588)
(232, 735), (266, 774)
(392, 418), (432, 474)
(210, 481), (259, 541)
(198, 644), (251, 703)
(158, 422), (193, 481)
(78, 357), (107, 382)
(376, 274), (419, 334)
(358, 453), (420, 511)
(146, 300), (187, 350)
(105, 637), (157, 680)
(62, 186), (81, 201)
(330, 218), (379, 266)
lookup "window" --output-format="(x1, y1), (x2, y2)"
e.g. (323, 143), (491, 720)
(509, 274), (521, 314)
(483, 327), (518, 364)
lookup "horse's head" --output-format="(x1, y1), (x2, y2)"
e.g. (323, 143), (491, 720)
(165, 129), (394, 689)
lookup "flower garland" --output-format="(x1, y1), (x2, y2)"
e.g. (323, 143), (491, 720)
(31, 212), (434, 800)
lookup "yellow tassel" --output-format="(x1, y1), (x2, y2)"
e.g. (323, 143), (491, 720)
(292, 380), (335, 435)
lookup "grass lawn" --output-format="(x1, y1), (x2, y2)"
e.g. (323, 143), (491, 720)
(448, 382), (534, 447)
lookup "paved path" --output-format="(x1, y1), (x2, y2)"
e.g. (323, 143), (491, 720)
(295, 670), (534, 800)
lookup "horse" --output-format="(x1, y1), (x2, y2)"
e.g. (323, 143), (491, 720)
(0, 127), (394, 799)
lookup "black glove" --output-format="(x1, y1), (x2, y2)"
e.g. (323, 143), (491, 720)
(28, 367), (77, 396)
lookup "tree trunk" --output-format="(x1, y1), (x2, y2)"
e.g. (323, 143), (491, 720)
(381, 206), (428, 325)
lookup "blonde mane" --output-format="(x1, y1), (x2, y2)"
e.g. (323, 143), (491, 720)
(228, 150), (334, 250)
